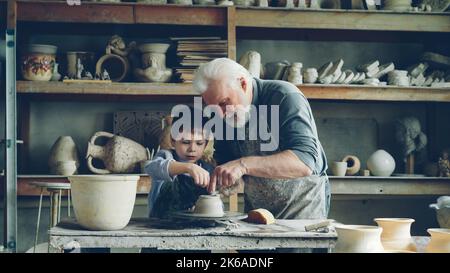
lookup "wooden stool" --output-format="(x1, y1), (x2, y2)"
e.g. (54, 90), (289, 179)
(28, 182), (71, 253)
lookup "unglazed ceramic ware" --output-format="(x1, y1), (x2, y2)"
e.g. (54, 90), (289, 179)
(48, 136), (80, 174)
(367, 149), (396, 177)
(193, 194), (225, 217)
(54, 161), (78, 176)
(86, 131), (149, 174)
(341, 155), (361, 176)
(331, 161), (347, 176)
(21, 44), (57, 81)
(426, 228), (450, 253)
(430, 197), (450, 228)
(374, 218), (417, 252)
(134, 43), (172, 83)
(334, 225), (384, 253)
(66, 51), (95, 79)
(69, 175), (139, 230)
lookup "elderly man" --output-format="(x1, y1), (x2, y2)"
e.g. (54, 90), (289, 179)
(193, 58), (330, 219)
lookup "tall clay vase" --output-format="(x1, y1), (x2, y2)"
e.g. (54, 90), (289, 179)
(426, 228), (450, 253)
(374, 218), (417, 252)
(48, 136), (80, 174)
(334, 225), (384, 253)
(86, 131), (149, 174)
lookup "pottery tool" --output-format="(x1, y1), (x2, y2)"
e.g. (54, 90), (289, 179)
(304, 219), (335, 233)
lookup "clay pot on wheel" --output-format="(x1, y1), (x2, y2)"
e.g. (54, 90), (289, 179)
(86, 131), (149, 174)
(193, 194), (225, 217)
(68, 175), (139, 231)
(374, 218), (417, 252)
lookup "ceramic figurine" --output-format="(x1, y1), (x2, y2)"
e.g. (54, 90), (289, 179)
(438, 150), (450, 177)
(394, 116), (428, 166)
(134, 43), (172, 83)
(239, 50), (262, 79)
(66, 51), (95, 79)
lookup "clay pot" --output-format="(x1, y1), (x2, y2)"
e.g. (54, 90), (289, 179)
(341, 155), (361, 176)
(66, 51), (95, 79)
(21, 44), (57, 81)
(374, 218), (417, 252)
(367, 149), (396, 177)
(54, 161), (78, 176)
(287, 62), (303, 85)
(303, 68), (318, 83)
(86, 131), (149, 174)
(429, 198), (450, 229)
(334, 225), (384, 253)
(48, 136), (80, 174)
(426, 228), (450, 253)
(134, 43), (172, 83)
(68, 175), (139, 230)
(193, 194), (225, 217)
(331, 161), (347, 176)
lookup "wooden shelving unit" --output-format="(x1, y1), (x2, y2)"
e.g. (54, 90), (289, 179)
(4, 175), (450, 197)
(17, 81), (450, 102)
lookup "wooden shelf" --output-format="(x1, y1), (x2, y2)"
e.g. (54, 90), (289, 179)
(16, 1), (228, 26)
(236, 7), (450, 33)
(17, 81), (450, 102)
(5, 175), (450, 196)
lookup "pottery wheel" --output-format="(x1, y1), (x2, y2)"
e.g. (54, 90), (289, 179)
(171, 211), (247, 221)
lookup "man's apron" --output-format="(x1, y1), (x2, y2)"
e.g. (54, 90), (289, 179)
(232, 127), (329, 220)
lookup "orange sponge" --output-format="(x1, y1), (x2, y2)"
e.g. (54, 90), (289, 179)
(246, 208), (275, 225)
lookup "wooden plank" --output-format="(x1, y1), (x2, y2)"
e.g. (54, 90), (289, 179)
(16, 81), (450, 102)
(7, 0), (17, 29)
(134, 5), (227, 26)
(330, 176), (450, 195)
(17, 1), (134, 24)
(299, 84), (450, 102)
(16, 81), (197, 96)
(227, 6), (237, 60)
(236, 7), (450, 33)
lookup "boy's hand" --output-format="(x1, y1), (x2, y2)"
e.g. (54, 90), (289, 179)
(187, 164), (210, 188)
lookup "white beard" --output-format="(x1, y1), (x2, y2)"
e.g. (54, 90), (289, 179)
(224, 104), (251, 128)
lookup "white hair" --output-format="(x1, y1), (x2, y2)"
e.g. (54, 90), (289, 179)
(193, 58), (252, 95)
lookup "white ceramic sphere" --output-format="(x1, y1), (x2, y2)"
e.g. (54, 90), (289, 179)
(367, 149), (396, 177)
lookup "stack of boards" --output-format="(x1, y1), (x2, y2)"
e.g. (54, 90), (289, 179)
(171, 37), (228, 83)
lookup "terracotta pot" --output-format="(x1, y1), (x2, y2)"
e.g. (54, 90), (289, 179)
(342, 155), (361, 176)
(21, 44), (57, 81)
(426, 228), (450, 253)
(334, 225), (384, 253)
(86, 131), (149, 174)
(367, 149), (396, 177)
(194, 194), (225, 217)
(48, 136), (80, 174)
(374, 218), (417, 252)
(68, 175), (139, 230)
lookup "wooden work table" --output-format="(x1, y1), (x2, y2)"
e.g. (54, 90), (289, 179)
(48, 218), (337, 252)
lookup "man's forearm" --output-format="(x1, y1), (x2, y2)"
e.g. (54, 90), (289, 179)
(241, 150), (312, 179)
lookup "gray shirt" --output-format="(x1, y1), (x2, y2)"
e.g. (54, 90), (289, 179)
(214, 78), (328, 175)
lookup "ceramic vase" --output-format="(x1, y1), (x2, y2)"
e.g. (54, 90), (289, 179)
(69, 175), (139, 230)
(50, 63), (62, 81)
(426, 228), (450, 253)
(334, 225), (384, 253)
(48, 136), (80, 174)
(429, 199), (450, 229)
(21, 44), (57, 81)
(86, 131), (149, 174)
(194, 194), (225, 217)
(367, 149), (396, 177)
(374, 218), (417, 252)
(134, 43), (172, 83)
(54, 161), (78, 176)
(342, 155), (361, 176)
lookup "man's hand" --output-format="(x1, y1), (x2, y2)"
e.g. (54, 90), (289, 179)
(208, 159), (248, 193)
(187, 164), (210, 188)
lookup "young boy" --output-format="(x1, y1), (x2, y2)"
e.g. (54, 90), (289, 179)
(145, 109), (213, 218)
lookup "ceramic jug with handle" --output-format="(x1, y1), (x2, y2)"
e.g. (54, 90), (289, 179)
(86, 131), (149, 174)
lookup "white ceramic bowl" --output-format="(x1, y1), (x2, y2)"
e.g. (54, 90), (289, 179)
(68, 175), (139, 230)
(193, 194), (224, 217)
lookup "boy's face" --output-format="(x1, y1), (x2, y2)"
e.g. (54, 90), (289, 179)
(172, 130), (207, 163)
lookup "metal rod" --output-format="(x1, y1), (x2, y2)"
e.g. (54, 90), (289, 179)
(58, 189), (62, 223)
